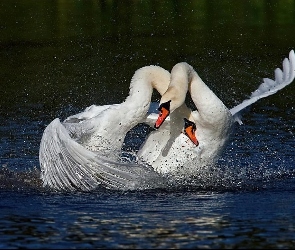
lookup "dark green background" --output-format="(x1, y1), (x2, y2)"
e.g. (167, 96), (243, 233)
(1, 0), (294, 122)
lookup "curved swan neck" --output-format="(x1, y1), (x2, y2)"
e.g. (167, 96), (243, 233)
(186, 63), (233, 128)
(124, 65), (170, 112)
(160, 62), (232, 127)
(159, 62), (190, 112)
(127, 65), (170, 102)
(165, 61), (223, 106)
(188, 64), (226, 109)
(99, 65), (170, 130)
(84, 65), (171, 152)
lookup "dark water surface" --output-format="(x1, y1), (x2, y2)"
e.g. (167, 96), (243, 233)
(1, 0), (295, 248)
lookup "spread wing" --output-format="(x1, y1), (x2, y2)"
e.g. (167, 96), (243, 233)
(230, 49), (295, 124)
(39, 118), (166, 191)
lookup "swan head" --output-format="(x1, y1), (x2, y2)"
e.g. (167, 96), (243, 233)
(154, 97), (189, 129)
(154, 100), (171, 129)
(183, 118), (199, 146)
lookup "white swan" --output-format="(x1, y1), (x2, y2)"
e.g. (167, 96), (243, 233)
(138, 62), (234, 176)
(138, 50), (295, 177)
(39, 65), (173, 191)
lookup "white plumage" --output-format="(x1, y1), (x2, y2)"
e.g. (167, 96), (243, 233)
(39, 50), (295, 191)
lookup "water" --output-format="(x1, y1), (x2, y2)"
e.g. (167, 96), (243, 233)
(1, 0), (295, 248)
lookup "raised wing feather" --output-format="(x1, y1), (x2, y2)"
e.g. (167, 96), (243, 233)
(64, 104), (113, 123)
(230, 50), (295, 124)
(39, 118), (166, 191)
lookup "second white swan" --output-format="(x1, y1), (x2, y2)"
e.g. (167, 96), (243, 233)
(139, 50), (295, 178)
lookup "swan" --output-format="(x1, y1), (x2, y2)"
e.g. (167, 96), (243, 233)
(39, 65), (174, 191)
(138, 49), (295, 177)
(138, 62), (234, 176)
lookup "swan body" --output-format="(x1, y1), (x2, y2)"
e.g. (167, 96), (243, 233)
(138, 62), (233, 176)
(139, 49), (295, 177)
(39, 65), (172, 191)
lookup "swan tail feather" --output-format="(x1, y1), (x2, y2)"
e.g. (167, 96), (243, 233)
(230, 49), (295, 122)
(39, 118), (164, 191)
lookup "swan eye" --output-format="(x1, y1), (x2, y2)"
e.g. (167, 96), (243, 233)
(183, 118), (196, 131)
(157, 100), (171, 112)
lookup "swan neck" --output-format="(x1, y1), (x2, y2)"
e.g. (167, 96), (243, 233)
(126, 65), (170, 107)
(159, 62), (191, 112)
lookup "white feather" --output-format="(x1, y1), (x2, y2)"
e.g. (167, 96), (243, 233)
(39, 118), (166, 191)
(230, 50), (295, 124)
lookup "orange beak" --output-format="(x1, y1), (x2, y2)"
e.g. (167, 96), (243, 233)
(154, 100), (171, 129)
(183, 118), (199, 146)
